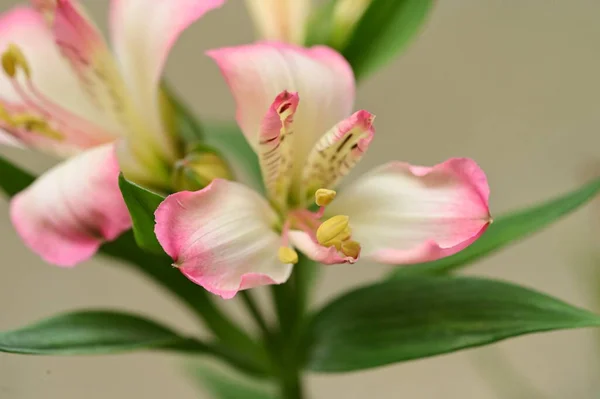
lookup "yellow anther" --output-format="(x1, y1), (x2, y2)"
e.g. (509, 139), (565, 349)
(10, 114), (63, 140)
(341, 240), (361, 259)
(315, 188), (336, 206)
(278, 246), (298, 264)
(316, 215), (350, 246)
(2, 44), (31, 78)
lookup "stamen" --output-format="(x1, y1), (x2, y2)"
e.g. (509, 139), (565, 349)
(278, 246), (298, 264)
(1, 44), (30, 78)
(316, 215), (350, 247)
(341, 240), (361, 258)
(315, 188), (336, 206)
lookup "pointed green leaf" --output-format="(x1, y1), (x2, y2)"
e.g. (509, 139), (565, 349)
(0, 310), (206, 355)
(389, 177), (600, 279)
(339, 0), (435, 80)
(0, 154), (35, 196)
(306, 276), (600, 372)
(118, 174), (165, 254)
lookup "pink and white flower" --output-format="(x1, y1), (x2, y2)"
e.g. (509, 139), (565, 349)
(155, 43), (492, 299)
(0, 0), (224, 266)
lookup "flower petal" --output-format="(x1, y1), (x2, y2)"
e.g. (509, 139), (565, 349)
(207, 43), (355, 181)
(244, 0), (310, 44)
(288, 230), (357, 265)
(155, 179), (292, 299)
(0, 7), (118, 156)
(258, 90), (298, 210)
(33, 0), (132, 131)
(110, 0), (225, 162)
(301, 110), (374, 203)
(9, 143), (132, 267)
(328, 158), (491, 264)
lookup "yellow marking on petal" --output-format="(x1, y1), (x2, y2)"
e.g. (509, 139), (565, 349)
(0, 105), (64, 140)
(1, 44), (31, 78)
(316, 215), (350, 247)
(341, 240), (361, 258)
(315, 188), (336, 206)
(278, 246), (298, 264)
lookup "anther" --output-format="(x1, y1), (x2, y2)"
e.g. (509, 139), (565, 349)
(278, 246), (298, 264)
(316, 215), (350, 247)
(315, 188), (336, 206)
(341, 240), (361, 259)
(2, 44), (31, 78)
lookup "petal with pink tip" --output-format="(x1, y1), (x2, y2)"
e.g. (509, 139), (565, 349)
(302, 110), (374, 202)
(155, 179), (292, 299)
(328, 158), (491, 264)
(9, 143), (131, 267)
(288, 230), (357, 265)
(0, 7), (118, 157)
(110, 0), (225, 162)
(244, 0), (309, 44)
(35, 0), (132, 131)
(207, 43), (355, 178)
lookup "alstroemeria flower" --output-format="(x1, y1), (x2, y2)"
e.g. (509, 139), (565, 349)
(244, 0), (309, 44)
(154, 43), (492, 299)
(0, 0), (223, 266)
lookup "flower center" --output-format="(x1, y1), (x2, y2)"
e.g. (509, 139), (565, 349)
(0, 43), (107, 146)
(277, 188), (361, 264)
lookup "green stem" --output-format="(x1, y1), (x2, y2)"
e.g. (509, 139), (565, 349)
(240, 291), (271, 338)
(101, 233), (261, 358)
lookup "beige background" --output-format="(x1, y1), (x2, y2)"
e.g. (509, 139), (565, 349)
(1, 0), (600, 398)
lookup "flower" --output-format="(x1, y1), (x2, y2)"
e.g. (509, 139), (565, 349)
(244, 0), (309, 44)
(154, 43), (492, 299)
(0, 0), (224, 266)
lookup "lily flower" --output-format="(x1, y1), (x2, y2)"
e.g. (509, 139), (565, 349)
(244, 0), (309, 44)
(155, 43), (492, 299)
(0, 0), (224, 266)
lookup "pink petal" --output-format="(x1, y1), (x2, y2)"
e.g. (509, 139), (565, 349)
(9, 143), (132, 267)
(0, 7), (117, 157)
(244, 0), (310, 44)
(328, 158), (491, 264)
(110, 0), (225, 163)
(207, 42), (355, 179)
(155, 179), (293, 299)
(288, 230), (357, 265)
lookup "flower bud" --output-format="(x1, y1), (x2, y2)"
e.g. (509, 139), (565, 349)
(172, 146), (232, 191)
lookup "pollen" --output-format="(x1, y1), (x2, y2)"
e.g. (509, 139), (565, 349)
(1, 44), (31, 78)
(278, 246), (298, 264)
(315, 188), (336, 206)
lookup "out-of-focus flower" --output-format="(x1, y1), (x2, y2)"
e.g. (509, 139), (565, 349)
(155, 43), (492, 299)
(244, 0), (309, 44)
(0, 0), (224, 266)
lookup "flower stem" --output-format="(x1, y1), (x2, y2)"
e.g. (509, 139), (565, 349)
(240, 290), (271, 338)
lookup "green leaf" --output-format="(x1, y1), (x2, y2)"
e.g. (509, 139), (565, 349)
(118, 174), (165, 253)
(0, 154), (35, 196)
(341, 0), (435, 80)
(305, 276), (600, 372)
(188, 361), (278, 399)
(0, 310), (206, 355)
(203, 121), (264, 194)
(389, 177), (600, 279)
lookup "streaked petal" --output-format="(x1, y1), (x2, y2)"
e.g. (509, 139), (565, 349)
(9, 143), (131, 267)
(0, 7), (118, 156)
(110, 0), (225, 162)
(207, 43), (355, 181)
(244, 0), (309, 44)
(328, 158), (491, 264)
(32, 0), (132, 130)
(302, 110), (374, 203)
(155, 179), (292, 299)
(258, 90), (298, 209)
(288, 230), (357, 265)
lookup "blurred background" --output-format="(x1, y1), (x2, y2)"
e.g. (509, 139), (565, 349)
(1, 0), (599, 398)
